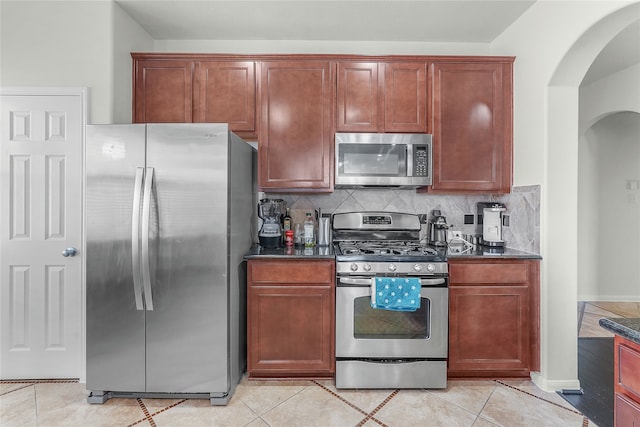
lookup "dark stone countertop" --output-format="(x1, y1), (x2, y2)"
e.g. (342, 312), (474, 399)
(244, 244), (335, 259)
(599, 317), (640, 345)
(446, 245), (542, 260)
(244, 244), (541, 261)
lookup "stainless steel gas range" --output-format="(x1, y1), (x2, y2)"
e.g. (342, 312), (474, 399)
(333, 212), (448, 389)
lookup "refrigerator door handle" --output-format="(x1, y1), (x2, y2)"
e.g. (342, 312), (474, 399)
(132, 167), (145, 310)
(141, 167), (155, 311)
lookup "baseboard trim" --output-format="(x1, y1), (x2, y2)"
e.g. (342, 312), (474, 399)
(530, 372), (581, 392)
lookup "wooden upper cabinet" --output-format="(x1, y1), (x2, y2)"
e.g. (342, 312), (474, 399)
(383, 62), (428, 133)
(194, 61), (256, 137)
(430, 60), (513, 193)
(259, 60), (333, 191)
(336, 62), (380, 132)
(133, 59), (194, 123)
(336, 61), (427, 133)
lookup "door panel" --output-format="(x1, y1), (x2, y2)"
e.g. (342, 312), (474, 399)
(85, 125), (147, 391)
(144, 124), (229, 393)
(134, 60), (194, 123)
(1, 93), (83, 378)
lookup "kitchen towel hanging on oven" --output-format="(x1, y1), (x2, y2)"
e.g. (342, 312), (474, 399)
(371, 277), (421, 311)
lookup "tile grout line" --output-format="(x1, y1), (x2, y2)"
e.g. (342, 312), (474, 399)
(494, 380), (586, 417)
(0, 382), (35, 396)
(355, 390), (398, 427)
(311, 380), (395, 427)
(126, 398), (157, 427)
(470, 380), (498, 426)
(147, 398), (188, 418)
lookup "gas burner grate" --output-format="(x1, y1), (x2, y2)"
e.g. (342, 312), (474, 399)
(337, 241), (440, 257)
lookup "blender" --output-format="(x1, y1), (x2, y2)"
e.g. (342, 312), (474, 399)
(258, 198), (285, 248)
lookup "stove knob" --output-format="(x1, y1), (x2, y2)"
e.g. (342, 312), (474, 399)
(350, 263), (359, 272)
(363, 263), (372, 272)
(388, 263), (397, 272)
(426, 263), (435, 272)
(413, 264), (423, 272)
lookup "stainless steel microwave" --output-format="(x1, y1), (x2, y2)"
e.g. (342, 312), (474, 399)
(335, 133), (432, 188)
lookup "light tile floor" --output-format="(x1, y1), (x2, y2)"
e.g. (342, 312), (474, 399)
(1, 377), (588, 427)
(4, 300), (637, 427)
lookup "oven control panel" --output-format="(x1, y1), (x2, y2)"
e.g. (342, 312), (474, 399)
(337, 262), (448, 276)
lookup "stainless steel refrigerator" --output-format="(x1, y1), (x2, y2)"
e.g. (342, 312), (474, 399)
(85, 123), (255, 405)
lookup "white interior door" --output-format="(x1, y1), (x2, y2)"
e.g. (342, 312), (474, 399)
(1, 88), (85, 379)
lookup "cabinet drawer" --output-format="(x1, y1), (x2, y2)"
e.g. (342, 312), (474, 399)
(618, 339), (640, 399)
(449, 262), (529, 284)
(248, 260), (335, 284)
(615, 393), (640, 426)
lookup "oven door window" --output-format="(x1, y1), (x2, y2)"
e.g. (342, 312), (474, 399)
(353, 296), (430, 339)
(338, 144), (407, 177)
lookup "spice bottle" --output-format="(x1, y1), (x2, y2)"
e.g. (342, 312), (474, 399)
(285, 229), (294, 246)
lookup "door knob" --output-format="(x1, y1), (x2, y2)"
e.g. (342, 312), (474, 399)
(62, 247), (78, 257)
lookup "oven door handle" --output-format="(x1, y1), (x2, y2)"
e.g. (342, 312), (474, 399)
(420, 278), (447, 286)
(339, 277), (373, 286)
(338, 277), (446, 286)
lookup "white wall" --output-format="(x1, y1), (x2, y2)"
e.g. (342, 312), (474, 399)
(0, 1), (113, 123)
(579, 112), (640, 300)
(579, 65), (640, 301)
(0, 0), (153, 124)
(580, 63), (640, 132)
(491, 0), (639, 391)
(112, 2), (154, 124)
(154, 39), (490, 56)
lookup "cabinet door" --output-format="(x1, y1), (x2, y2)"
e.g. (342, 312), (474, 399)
(336, 62), (380, 132)
(133, 59), (194, 123)
(431, 61), (513, 193)
(259, 61), (333, 191)
(383, 62), (428, 133)
(448, 284), (530, 374)
(194, 61), (256, 137)
(448, 260), (539, 377)
(248, 284), (334, 376)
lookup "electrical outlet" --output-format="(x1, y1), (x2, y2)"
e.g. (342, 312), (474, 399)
(464, 214), (474, 225)
(448, 230), (462, 240)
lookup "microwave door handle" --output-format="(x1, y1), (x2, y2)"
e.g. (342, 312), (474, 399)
(406, 143), (413, 177)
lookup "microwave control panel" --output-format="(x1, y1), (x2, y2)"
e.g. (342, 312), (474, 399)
(413, 146), (429, 177)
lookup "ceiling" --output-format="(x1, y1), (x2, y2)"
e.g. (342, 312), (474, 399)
(116, 0), (639, 84)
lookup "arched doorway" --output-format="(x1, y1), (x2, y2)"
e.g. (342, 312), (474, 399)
(543, 2), (639, 393)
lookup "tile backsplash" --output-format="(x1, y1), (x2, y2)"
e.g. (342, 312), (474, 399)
(263, 185), (540, 254)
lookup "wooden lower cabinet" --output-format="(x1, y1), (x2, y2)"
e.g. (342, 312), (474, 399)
(614, 335), (640, 426)
(447, 259), (540, 378)
(247, 259), (335, 378)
